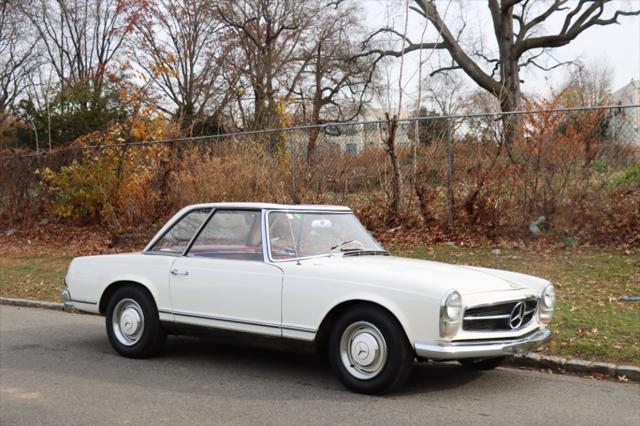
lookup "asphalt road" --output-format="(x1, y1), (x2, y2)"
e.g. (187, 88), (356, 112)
(1, 305), (638, 426)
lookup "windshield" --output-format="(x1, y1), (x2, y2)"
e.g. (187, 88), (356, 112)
(267, 211), (384, 260)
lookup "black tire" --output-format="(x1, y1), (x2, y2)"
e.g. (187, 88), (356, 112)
(105, 285), (166, 358)
(458, 356), (507, 370)
(328, 305), (414, 395)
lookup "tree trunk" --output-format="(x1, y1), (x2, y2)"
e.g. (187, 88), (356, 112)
(253, 85), (268, 130)
(384, 113), (402, 215)
(307, 44), (324, 165)
(306, 96), (321, 164)
(445, 122), (454, 227)
(307, 125), (320, 164)
(495, 2), (521, 147)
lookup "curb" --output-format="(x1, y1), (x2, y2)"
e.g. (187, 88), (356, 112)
(1, 296), (76, 313)
(506, 352), (640, 382)
(2, 296), (639, 382)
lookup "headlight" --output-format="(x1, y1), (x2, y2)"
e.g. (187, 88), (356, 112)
(539, 284), (555, 324)
(440, 290), (462, 338)
(445, 292), (462, 320)
(542, 284), (556, 309)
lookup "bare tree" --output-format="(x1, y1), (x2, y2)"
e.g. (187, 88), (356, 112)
(21, 0), (132, 104)
(131, 0), (234, 134)
(368, 0), (640, 144)
(379, 0), (413, 216)
(216, 0), (320, 133)
(560, 59), (613, 107)
(0, 1), (38, 125)
(294, 2), (376, 163)
(425, 73), (466, 226)
(425, 73), (466, 117)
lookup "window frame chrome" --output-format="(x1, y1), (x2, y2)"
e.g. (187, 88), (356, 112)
(181, 208), (266, 262)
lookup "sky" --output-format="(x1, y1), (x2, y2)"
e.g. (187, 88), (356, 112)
(360, 0), (640, 109)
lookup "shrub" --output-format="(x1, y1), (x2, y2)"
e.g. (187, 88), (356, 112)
(4, 96), (639, 248)
(38, 122), (173, 232)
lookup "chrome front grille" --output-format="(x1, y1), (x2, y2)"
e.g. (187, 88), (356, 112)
(463, 299), (538, 331)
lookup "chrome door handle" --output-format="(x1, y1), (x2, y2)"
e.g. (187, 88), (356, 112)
(170, 269), (189, 276)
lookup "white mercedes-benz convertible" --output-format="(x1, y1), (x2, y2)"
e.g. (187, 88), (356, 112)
(63, 202), (554, 394)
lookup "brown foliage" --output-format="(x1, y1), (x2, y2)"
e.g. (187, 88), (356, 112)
(2, 104), (639, 250)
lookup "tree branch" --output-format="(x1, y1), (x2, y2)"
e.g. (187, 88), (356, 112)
(415, 0), (502, 97)
(516, 2), (640, 55)
(429, 64), (461, 77)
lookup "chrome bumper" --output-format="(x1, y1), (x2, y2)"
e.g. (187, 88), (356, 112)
(414, 328), (552, 360)
(60, 288), (73, 311)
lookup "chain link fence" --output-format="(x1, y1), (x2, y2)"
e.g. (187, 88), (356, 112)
(1, 105), (639, 244)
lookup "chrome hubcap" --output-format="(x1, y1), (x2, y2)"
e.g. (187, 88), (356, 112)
(339, 321), (387, 380)
(112, 298), (144, 346)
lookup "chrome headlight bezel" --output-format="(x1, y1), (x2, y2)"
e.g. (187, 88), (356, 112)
(541, 284), (556, 309)
(539, 283), (555, 324)
(440, 290), (462, 338)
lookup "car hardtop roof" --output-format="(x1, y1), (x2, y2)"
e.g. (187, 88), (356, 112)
(184, 202), (352, 212)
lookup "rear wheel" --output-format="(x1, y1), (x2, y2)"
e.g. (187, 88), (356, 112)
(458, 356), (507, 370)
(328, 305), (413, 394)
(105, 286), (166, 358)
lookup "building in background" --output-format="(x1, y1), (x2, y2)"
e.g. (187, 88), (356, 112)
(609, 79), (640, 145)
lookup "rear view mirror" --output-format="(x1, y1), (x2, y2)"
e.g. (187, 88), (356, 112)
(311, 219), (332, 228)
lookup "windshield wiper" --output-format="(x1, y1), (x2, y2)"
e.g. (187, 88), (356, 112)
(330, 240), (355, 251)
(342, 250), (390, 257)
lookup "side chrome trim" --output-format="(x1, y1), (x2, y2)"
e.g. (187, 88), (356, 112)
(415, 327), (552, 360)
(163, 308), (317, 335)
(172, 310), (280, 329)
(281, 324), (317, 334)
(69, 298), (97, 305)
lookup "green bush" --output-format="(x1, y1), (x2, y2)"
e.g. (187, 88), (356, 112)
(611, 164), (640, 188)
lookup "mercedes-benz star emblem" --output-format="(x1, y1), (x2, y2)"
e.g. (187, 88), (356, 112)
(356, 342), (369, 359)
(509, 302), (526, 329)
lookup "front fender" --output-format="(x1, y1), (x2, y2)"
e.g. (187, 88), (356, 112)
(315, 291), (439, 346)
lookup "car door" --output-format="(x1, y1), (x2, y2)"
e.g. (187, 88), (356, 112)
(143, 207), (213, 322)
(168, 209), (284, 336)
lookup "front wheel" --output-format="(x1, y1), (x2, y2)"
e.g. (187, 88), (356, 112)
(328, 305), (414, 394)
(458, 356), (507, 370)
(105, 286), (166, 358)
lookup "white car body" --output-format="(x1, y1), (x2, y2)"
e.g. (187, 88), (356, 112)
(64, 202), (553, 362)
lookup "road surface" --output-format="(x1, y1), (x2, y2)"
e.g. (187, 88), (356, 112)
(1, 305), (638, 425)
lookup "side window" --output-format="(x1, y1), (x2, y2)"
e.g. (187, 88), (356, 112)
(150, 209), (211, 254)
(268, 213), (297, 259)
(187, 210), (262, 261)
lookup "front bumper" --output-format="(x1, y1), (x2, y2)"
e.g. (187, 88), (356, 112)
(414, 327), (552, 360)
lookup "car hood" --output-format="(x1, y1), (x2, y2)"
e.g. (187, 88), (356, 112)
(306, 254), (548, 296)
